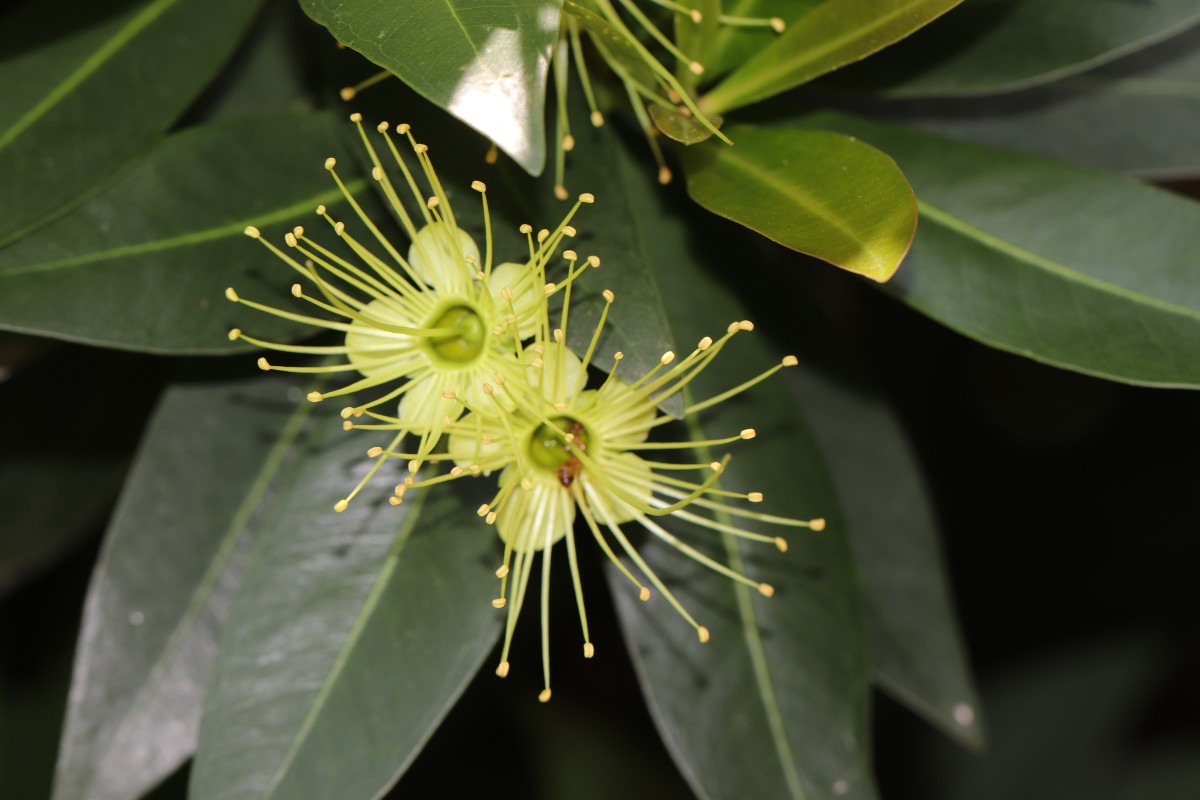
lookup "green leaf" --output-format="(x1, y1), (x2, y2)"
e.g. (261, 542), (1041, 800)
(52, 375), (316, 800)
(0, 456), (121, 599)
(701, 0), (965, 114)
(786, 360), (982, 749)
(0, 0), (265, 247)
(299, 0), (563, 176)
(702, 0), (821, 81)
(649, 104), (722, 145)
(604, 126), (875, 800)
(861, 28), (1200, 178)
(829, 0), (1200, 96)
(681, 124), (917, 282)
(0, 113), (363, 353)
(796, 112), (1200, 388)
(190, 437), (500, 800)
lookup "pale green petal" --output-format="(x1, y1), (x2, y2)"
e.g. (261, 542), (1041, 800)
(592, 377), (657, 444)
(495, 468), (574, 553)
(489, 261), (539, 339)
(408, 222), (479, 290)
(582, 451), (652, 525)
(396, 373), (454, 429)
(529, 342), (585, 406)
(345, 297), (422, 377)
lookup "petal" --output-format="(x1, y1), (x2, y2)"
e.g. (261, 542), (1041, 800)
(594, 376), (657, 444)
(345, 297), (421, 377)
(582, 451), (652, 525)
(529, 342), (585, 406)
(397, 374), (456, 431)
(488, 261), (539, 339)
(496, 469), (574, 553)
(408, 222), (479, 291)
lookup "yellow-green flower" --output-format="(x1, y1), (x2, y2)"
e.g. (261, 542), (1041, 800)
(438, 282), (824, 702)
(225, 113), (594, 510)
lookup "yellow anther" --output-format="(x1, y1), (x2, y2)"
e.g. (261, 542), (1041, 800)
(493, 371), (506, 386)
(583, 643), (595, 658)
(563, 225), (577, 237)
(284, 232), (298, 247)
(441, 389), (456, 399)
(426, 196), (439, 209)
(342, 420), (354, 431)
(602, 289), (614, 304)
(590, 111), (604, 127)
(414, 143), (428, 153)
(367, 446), (383, 458)
(782, 355), (798, 366)
(496, 661), (510, 678)
(485, 511), (497, 524)
(727, 321), (740, 333)
(481, 434), (495, 445)
(306, 391), (324, 403)
(477, 504), (490, 517)
(243, 226), (260, 238)
(397, 123), (410, 134)
(349, 112), (362, 123)
(537, 229), (549, 243)
(471, 180), (486, 192)
(554, 184), (569, 201)
(333, 499), (349, 512)
(483, 383), (494, 395)
(224, 287), (239, 302)
(690, 9), (702, 22)
(639, 587), (651, 601)
(587, 255), (601, 268)
(698, 336), (713, 350)
(811, 518), (827, 531)
(739, 320), (755, 331)
(388, 496), (402, 506)
(775, 537), (788, 553)
(501, 287), (514, 302)
(578, 192), (595, 203)
(770, 17), (785, 33)
(697, 627), (711, 643)
(563, 249), (577, 261)
(614, 351), (624, 361)
(689, 61), (704, 75)
(538, 689), (552, 703)
(339, 87), (356, 101)
(554, 329), (563, 343)
(491, 597), (506, 608)
(340, 407), (355, 419)
(315, 204), (326, 215)
(658, 166), (673, 185)
(257, 357), (270, 371)
(291, 284), (303, 297)
(563, 134), (575, 151)
(376, 121), (389, 132)
(521, 478), (533, 492)
(371, 166), (383, 181)
(227, 328), (241, 341)
(740, 428), (756, 439)
(709, 462), (722, 471)
(748, 492), (764, 503)
(758, 583), (775, 597)
(519, 223), (533, 234)
(660, 351), (676, 365)
(324, 157), (336, 170)
(496, 564), (510, 578)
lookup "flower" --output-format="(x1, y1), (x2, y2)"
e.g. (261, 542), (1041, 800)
(225, 113), (595, 511)
(436, 279), (824, 702)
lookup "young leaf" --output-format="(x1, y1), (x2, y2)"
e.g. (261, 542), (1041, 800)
(829, 0), (1200, 96)
(300, 0), (563, 176)
(603, 125), (875, 800)
(0, 0), (265, 247)
(703, 0), (821, 81)
(797, 112), (1200, 388)
(52, 375), (317, 800)
(681, 124), (917, 282)
(0, 113), (363, 353)
(701, 0), (965, 114)
(189, 438), (500, 800)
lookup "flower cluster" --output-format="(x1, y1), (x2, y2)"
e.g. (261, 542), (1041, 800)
(227, 114), (822, 702)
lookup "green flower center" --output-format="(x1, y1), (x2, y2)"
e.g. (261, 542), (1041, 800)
(423, 302), (486, 364)
(528, 416), (591, 482)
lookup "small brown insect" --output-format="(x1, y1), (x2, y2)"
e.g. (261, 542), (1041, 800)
(557, 421), (588, 488)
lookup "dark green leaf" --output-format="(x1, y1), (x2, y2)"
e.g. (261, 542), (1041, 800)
(829, 0), (1200, 96)
(681, 124), (917, 281)
(52, 375), (316, 800)
(800, 112), (1200, 388)
(0, 456), (121, 599)
(0, 113), (363, 353)
(701, 0), (965, 114)
(649, 104), (722, 145)
(0, 0), (264, 246)
(190, 437), (500, 800)
(604, 126), (875, 800)
(786, 362), (982, 749)
(857, 28), (1200, 178)
(299, 0), (563, 176)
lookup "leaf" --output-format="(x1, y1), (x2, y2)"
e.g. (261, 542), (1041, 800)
(701, 0), (965, 114)
(0, 0), (265, 247)
(299, 0), (563, 176)
(794, 112), (1200, 388)
(51, 375), (317, 800)
(702, 0), (822, 81)
(681, 124), (917, 282)
(785, 359), (982, 749)
(603, 125), (875, 800)
(649, 104), (722, 145)
(828, 0), (1200, 96)
(856, 27), (1200, 178)
(189, 438), (500, 800)
(0, 113), (364, 353)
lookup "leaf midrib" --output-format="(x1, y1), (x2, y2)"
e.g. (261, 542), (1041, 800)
(0, 182), (363, 279)
(918, 200), (1200, 321)
(0, 0), (179, 150)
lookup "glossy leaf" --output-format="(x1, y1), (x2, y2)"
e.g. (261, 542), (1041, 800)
(0, 0), (264, 247)
(300, 0), (562, 176)
(190, 440), (500, 800)
(786, 361), (982, 748)
(604, 126), (874, 800)
(52, 376), (316, 800)
(797, 112), (1200, 387)
(702, 0), (822, 81)
(829, 0), (1200, 96)
(701, 0), (964, 114)
(682, 124), (917, 282)
(859, 28), (1200, 178)
(649, 104), (722, 145)
(0, 113), (364, 353)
